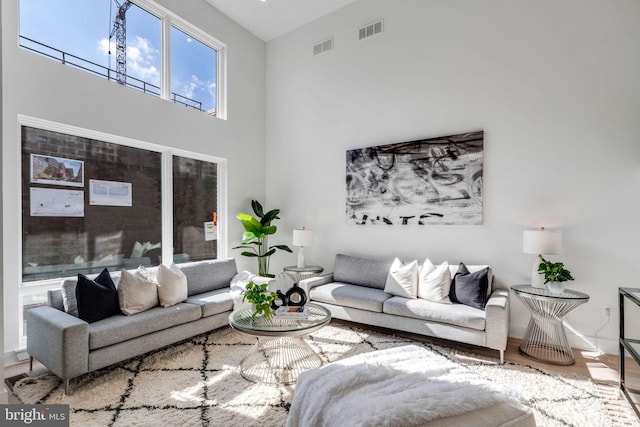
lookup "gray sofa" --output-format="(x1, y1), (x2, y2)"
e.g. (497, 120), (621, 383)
(27, 258), (245, 394)
(301, 254), (510, 363)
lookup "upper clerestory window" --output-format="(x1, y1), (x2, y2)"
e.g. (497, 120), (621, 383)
(19, 0), (226, 118)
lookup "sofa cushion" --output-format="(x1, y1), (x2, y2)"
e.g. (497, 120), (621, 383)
(118, 268), (159, 315)
(450, 263), (491, 310)
(178, 258), (238, 296)
(418, 259), (452, 304)
(449, 264), (493, 297)
(156, 263), (188, 307)
(333, 254), (393, 290)
(61, 279), (80, 317)
(384, 258), (419, 299)
(76, 269), (120, 323)
(310, 283), (391, 312)
(186, 288), (234, 317)
(88, 302), (201, 350)
(383, 296), (486, 331)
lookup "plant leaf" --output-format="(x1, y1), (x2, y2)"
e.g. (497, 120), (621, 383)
(240, 251), (259, 257)
(271, 244), (293, 252)
(251, 200), (264, 218)
(260, 209), (281, 226)
(262, 225), (277, 235)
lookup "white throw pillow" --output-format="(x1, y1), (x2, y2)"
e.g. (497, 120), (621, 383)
(384, 258), (419, 299)
(156, 263), (188, 307)
(118, 268), (159, 315)
(418, 259), (452, 304)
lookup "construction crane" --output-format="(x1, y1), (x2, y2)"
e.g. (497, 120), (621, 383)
(109, 0), (133, 84)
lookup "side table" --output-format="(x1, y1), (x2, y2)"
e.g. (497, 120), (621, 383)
(511, 285), (589, 365)
(283, 265), (324, 284)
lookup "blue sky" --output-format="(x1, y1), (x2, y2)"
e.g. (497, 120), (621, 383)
(19, 0), (216, 111)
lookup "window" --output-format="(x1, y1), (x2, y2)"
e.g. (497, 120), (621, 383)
(22, 126), (163, 282)
(173, 156), (218, 263)
(18, 0), (226, 117)
(18, 117), (226, 344)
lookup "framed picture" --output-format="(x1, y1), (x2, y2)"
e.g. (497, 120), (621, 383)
(346, 131), (484, 226)
(89, 179), (132, 206)
(30, 154), (84, 187)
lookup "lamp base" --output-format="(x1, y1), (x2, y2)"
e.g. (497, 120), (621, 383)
(531, 255), (545, 288)
(297, 247), (306, 269)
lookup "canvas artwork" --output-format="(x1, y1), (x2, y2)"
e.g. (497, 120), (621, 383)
(346, 131), (483, 226)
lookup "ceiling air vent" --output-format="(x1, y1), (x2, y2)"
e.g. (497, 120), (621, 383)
(313, 37), (334, 56)
(359, 19), (383, 40)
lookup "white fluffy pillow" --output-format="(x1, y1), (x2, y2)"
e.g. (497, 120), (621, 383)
(156, 263), (188, 307)
(118, 268), (159, 315)
(418, 259), (452, 304)
(384, 258), (419, 299)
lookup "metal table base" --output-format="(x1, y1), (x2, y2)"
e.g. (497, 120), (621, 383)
(239, 336), (322, 384)
(512, 285), (589, 366)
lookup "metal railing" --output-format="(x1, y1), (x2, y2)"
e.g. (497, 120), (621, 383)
(19, 36), (205, 112)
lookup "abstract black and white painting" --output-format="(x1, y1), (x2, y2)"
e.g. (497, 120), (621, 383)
(346, 131), (483, 225)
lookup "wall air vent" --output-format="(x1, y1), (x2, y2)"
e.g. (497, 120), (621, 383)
(358, 19), (383, 40)
(313, 37), (334, 56)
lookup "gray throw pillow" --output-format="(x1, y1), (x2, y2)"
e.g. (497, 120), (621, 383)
(156, 263), (188, 307)
(118, 268), (159, 315)
(61, 279), (79, 317)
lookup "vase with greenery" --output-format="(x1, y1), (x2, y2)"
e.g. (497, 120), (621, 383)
(233, 200), (292, 277)
(537, 256), (574, 294)
(241, 282), (277, 320)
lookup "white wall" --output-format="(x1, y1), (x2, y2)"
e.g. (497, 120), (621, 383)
(265, 0), (640, 355)
(2, 0), (266, 354)
(0, 0), (7, 403)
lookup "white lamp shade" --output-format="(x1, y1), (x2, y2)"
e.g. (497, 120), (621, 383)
(293, 228), (314, 247)
(522, 229), (562, 255)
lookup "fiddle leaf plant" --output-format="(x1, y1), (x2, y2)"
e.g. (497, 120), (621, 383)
(537, 256), (575, 284)
(241, 282), (277, 321)
(233, 200), (292, 277)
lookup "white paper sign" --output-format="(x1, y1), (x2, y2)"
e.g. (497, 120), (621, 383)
(30, 187), (84, 217)
(204, 221), (218, 241)
(90, 179), (132, 206)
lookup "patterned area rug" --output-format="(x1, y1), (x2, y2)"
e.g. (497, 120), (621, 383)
(11, 322), (639, 426)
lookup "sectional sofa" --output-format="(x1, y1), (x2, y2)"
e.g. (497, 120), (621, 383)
(26, 258), (258, 394)
(301, 254), (510, 363)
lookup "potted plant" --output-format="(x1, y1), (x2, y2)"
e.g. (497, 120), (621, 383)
(233, 200), (292, 277)
(537, 256), (574, 294)
(241, 281), (277, 320)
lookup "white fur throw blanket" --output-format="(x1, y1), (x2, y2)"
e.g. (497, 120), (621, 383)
(286, 345), (525, 427)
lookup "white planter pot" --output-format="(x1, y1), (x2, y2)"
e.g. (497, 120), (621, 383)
(547, 282), (565, 294)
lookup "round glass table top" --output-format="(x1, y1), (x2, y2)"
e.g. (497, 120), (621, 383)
(511, 284), (589, 300)
(229, 302), (331, 337)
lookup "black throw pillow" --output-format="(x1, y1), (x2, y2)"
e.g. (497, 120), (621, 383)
(449, 263), (490, 310)
(76, 268), (120, 323)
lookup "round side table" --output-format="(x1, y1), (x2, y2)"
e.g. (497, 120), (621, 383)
(283, 265), (323, 284)
(511, 285), (589, 365)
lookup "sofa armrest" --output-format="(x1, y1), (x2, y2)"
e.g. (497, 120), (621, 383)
(299, 273), (334, 295)
(484, 289), (510, 352)
(27, 306), (89, 381)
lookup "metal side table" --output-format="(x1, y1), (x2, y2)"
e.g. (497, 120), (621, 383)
(512, 285), (589, 365)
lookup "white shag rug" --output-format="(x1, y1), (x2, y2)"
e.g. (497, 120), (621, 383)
(11, 322), (639, 427)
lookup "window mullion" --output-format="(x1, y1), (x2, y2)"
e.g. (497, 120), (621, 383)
(161, 15), (171, 102)
(161, 151), (173, 266)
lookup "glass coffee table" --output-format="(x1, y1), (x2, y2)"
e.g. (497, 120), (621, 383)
(228, 303), (331, 384)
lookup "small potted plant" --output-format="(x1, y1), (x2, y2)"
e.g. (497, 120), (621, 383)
(537, 256), (574, 294)
(241, 281), (277, 320)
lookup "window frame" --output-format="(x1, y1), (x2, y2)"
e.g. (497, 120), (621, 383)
(17, 0), (227, 119)
(16, 114), (228, 342)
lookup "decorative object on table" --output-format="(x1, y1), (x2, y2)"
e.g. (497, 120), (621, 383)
(285, 283), (307, 306)
(233, 200), (292, 277)
(241, 281), (277, 321)
(522, 226), (562, 288)
(292, 227), (314, 268)
(537, 256), (574, 294)
(271, 290), (288, 310)
(274, 305), (309, 318)
(345, 131), (483, 226)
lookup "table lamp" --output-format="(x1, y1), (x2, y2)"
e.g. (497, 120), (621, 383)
(293, 227), (314, 268)
(523, 227), (562, 287)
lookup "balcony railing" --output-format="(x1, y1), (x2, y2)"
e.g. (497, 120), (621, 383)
(19, 36), (205, 113)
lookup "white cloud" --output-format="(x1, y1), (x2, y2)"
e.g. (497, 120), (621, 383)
(96, 36), (160, 86)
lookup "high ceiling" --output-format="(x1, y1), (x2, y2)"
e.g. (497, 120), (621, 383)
(205, 0), (358, 42)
